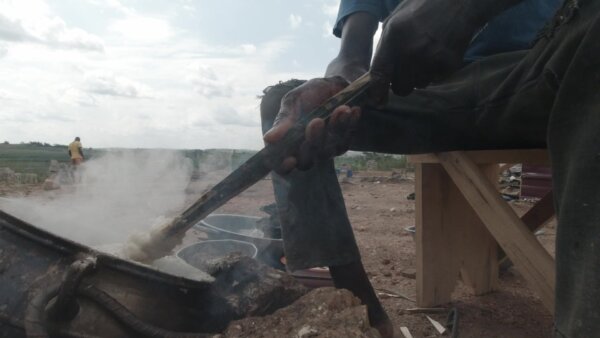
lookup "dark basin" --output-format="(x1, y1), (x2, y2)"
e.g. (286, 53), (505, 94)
(177, 240), (258, 271)
(197, 214), (284, 269)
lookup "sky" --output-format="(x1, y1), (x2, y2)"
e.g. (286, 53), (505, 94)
(0, 0), (349, 150)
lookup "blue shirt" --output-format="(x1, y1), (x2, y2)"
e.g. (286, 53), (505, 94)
(334, 0), (562, 61)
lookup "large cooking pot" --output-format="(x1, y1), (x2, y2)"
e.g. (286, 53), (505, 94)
(0, 210), (236, 337)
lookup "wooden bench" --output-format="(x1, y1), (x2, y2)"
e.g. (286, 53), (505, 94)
(407, 150), (555, 313)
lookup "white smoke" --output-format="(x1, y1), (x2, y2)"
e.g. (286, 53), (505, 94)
(0, 150), (193, 248)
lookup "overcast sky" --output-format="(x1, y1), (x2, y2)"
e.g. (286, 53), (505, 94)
(0, 0), (347, 150)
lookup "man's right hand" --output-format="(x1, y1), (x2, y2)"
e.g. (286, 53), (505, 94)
(370, 0), (522, 103)
(263, 76), (361, 173)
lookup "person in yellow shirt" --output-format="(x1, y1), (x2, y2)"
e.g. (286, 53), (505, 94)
(68, 137), (84, 165)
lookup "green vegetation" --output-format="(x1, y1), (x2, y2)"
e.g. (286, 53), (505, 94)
(0, 142), (99, 180)
(334, 152), (409, 171)
(0, 142), (406, 181)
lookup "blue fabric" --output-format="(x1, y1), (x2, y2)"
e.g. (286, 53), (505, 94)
(333, 0), (563, 61)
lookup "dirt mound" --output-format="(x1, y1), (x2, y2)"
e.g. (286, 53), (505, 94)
(219, 287), (380, 338)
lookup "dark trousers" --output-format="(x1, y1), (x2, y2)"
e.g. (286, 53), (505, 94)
(260, 1), (600, 336)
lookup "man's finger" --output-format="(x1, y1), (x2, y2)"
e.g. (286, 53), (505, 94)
(306, 118), (325, 144)
(329, 105), (352, 127)
(274, 156), (298, 175)
(263, 118), (294, 144)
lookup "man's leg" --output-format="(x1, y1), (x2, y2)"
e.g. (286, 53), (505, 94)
(260, 81), (392, 337)
(543, 2), (600, 336)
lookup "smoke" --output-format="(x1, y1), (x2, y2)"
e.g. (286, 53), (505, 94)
(0, 150), (194, 248)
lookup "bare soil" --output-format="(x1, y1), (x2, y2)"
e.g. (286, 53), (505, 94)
(214, 171), (556, 338)
(0, 170), (557, 338)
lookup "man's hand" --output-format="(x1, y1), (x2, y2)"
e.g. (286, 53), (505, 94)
(370, 0), (522, 103)
(263, 77), (361, 173)
(370, 0), (478, 102)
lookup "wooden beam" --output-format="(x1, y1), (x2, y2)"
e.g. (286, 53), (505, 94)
(521, 191), (555, 232)
(408, 149), (549, 165)
(437, 151), (555, 314)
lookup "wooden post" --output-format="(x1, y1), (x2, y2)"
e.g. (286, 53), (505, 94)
(415, 163), (498, 307)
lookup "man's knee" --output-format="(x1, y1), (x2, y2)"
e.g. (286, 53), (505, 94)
(260, 79), (305, 133)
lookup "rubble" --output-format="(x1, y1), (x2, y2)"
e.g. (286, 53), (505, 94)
(206, 253), (308, 318)
(0, 167), (38, 185)
(220, 287), (381, 338)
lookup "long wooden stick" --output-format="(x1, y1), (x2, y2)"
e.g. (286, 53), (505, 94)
(126, 73), (372, 262)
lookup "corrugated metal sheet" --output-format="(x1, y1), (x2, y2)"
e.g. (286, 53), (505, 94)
(520, 164), (552, 199)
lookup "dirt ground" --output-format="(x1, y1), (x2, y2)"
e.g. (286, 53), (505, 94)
(0, 170), (556, 338)
(214, 171), (556, 338)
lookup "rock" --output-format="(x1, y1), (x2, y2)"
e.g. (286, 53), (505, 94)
(381, 259), (391, 265)
(48, 160), (60, 173)
(399, 268), (416, 279)
(221, 288), (381, 338)
(297, 325), (318, 337)
(0, 167), (15, 183)
(43, 176), (60, 190)
(207, 253), (308, 318)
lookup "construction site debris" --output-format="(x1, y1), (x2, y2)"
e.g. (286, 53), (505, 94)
(207, 253), (307, 318)
(426, 315), (447, 335)
(399, 326), (414, 338)
(398, 268), (416, 279)
(219, 287), (381, 338)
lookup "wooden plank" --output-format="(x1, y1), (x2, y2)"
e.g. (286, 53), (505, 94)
(416, 163), (456, 306)
(521, 191), (555, 232)
(415, 163), (498, 307)
(456, 164), (498, 295)
(437, 151), (555, 313)
(408, 149), (549, 165)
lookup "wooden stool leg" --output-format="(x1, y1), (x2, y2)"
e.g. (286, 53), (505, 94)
(416, 163), (498, 307)
(438, 151), (555, 313)
(416, 163), (455, 306)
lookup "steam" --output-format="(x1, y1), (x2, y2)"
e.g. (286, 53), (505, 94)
(0, 150), (194, 248)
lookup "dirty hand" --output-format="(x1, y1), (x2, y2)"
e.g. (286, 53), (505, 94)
(369, 0), (481, 102)
(263, 77), (361, 173)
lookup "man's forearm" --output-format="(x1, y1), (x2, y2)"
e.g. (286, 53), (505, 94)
(325, 12), (379, 81)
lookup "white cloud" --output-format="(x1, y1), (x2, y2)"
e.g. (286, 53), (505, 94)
(109, 16), (172, 42)
(322, 1), (340, 18)
(0, 89), (17, 100)
(211, 106), (259, 127)
(241, 43), (256, 54)
(85, 0), (135, 16)
(58, 87), (97, 107)
(0, 1), (338, 150)
(289, 14), (302, 29)
(323, 21), (334, 38)
(0, 2), (104, 51)
(0, 14), (30, 41)
(187, 65), (233, 98)
(84, 72), (152, 98)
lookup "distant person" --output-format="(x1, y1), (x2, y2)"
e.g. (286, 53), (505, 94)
(68, 137), (84, 165)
